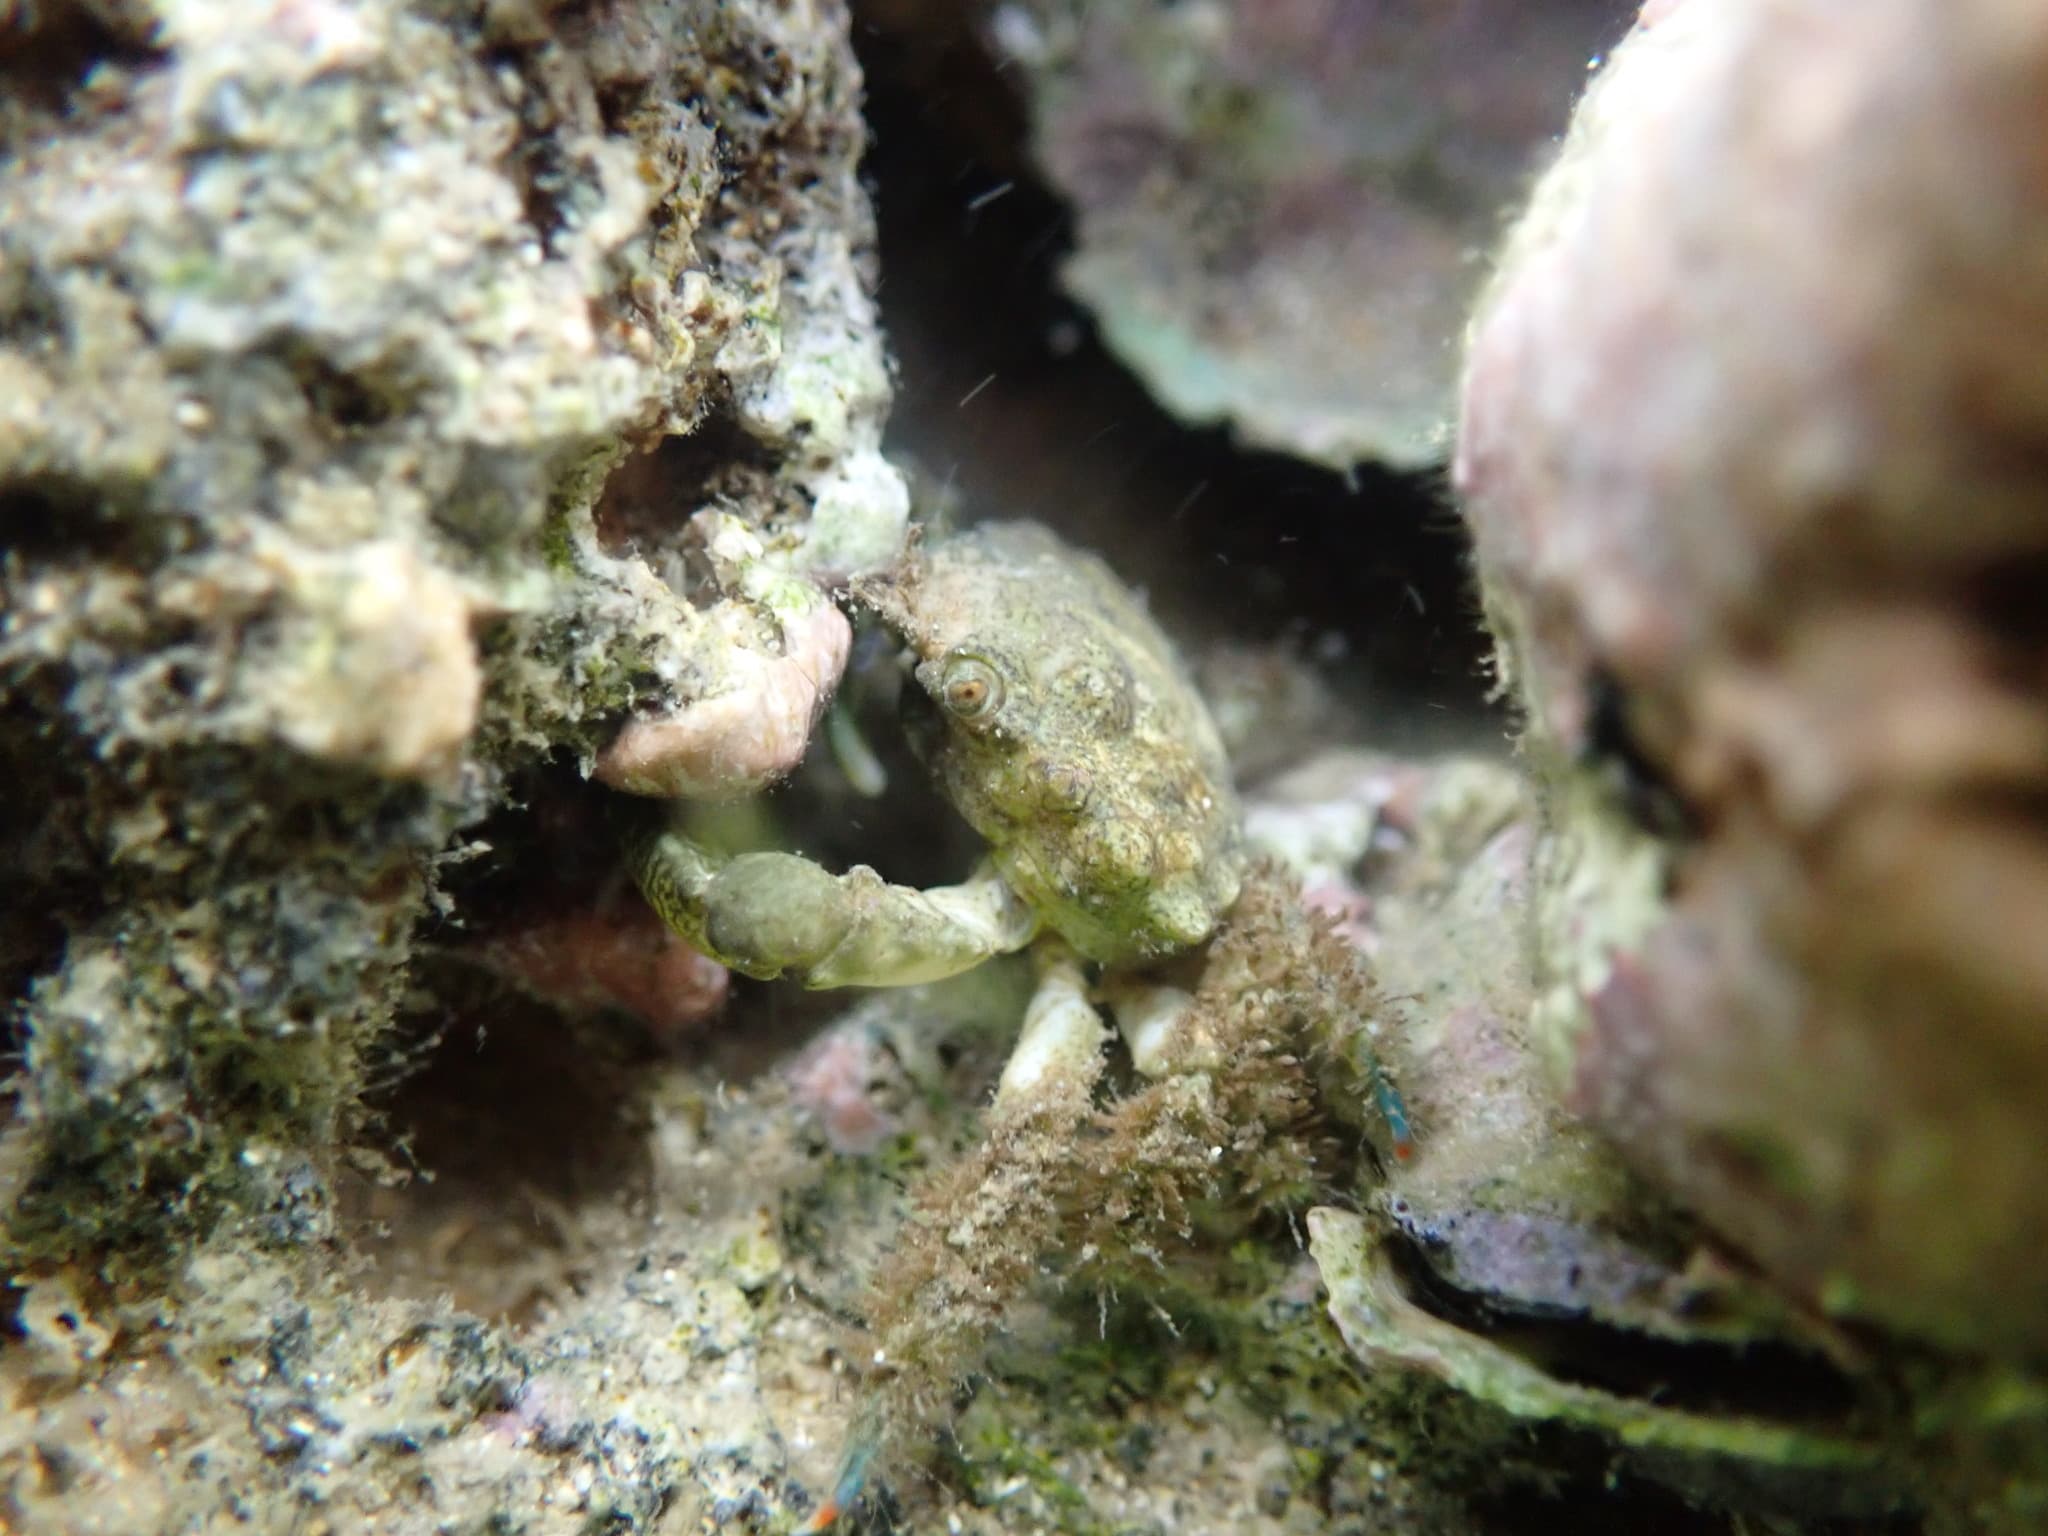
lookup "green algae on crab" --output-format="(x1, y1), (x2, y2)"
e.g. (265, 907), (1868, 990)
(862, 521), (1244, 965)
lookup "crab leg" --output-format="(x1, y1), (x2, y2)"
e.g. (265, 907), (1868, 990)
(803, 945), (1106, 1532)
(628, 825), (1041, 988)
(1100, 979), (1213, 1078)
(994, 942), (1109, 1107)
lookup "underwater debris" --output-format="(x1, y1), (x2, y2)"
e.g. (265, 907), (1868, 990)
(1308, 1208), (1904, 1518)
(1259, 751), (1920, 1521)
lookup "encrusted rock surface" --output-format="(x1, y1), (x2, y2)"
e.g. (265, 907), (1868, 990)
(1458, 0), (2048, 1358)
(0, 0), (898, 1270)
(964, 0), (1631, 468)
(1456, 2), (2048, 1527)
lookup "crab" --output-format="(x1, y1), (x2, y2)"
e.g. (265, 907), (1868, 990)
(620, 517), (1414, 1527)
(625, 518), (1258, 1101)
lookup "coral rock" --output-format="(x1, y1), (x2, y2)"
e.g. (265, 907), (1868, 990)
(992, 0), (1630, 468)
(1457, 0), (2048, 1351)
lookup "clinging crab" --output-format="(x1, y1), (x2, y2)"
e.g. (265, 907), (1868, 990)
(616, 517), (1412, 1524)
(625, 519), (1273, 1096)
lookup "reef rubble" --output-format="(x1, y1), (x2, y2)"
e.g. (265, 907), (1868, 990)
(4, 1), (2046, 1533)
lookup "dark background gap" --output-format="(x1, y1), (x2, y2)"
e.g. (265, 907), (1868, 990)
(851, 9), (1502, 754)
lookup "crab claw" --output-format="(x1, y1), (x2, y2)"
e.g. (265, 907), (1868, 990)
(627, 823), (1041, 989)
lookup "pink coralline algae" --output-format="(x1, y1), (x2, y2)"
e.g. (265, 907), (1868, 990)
(595, 596), (853, 801)
(483, 900), (730, 1041)
(784, 1020), (903, 1157)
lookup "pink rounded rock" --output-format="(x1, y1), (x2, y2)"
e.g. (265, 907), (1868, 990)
(595, 599), (852, 800)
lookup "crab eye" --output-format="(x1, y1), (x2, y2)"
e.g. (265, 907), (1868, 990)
(939, 654), (1005, 722)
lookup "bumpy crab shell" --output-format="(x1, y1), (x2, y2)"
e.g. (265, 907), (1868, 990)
(860, 522), (1246, 966)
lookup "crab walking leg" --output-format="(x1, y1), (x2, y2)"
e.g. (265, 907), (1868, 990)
(1107, 974), (1416, 1158)
(994, 942), (1110, 1109)
(629, 826), (1041, 988)
(1101, 979), (1217, 1078)
(804, 947), (1104, 1532)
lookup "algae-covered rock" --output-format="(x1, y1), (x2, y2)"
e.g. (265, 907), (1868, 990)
(1451, 0), (2048, 1525)
(0, 0), (898, 1270)
(970, 0), (1631, 469)
(1457, 0), (2048, 1357)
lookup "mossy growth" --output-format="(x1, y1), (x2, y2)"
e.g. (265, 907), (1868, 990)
(926, 1228), (1454, 1534)
(1, 745), (454, 1283)
(850, 867), (1397, 1484)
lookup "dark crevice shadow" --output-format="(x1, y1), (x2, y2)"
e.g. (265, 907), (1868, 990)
(853, 13), (1500, 753)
